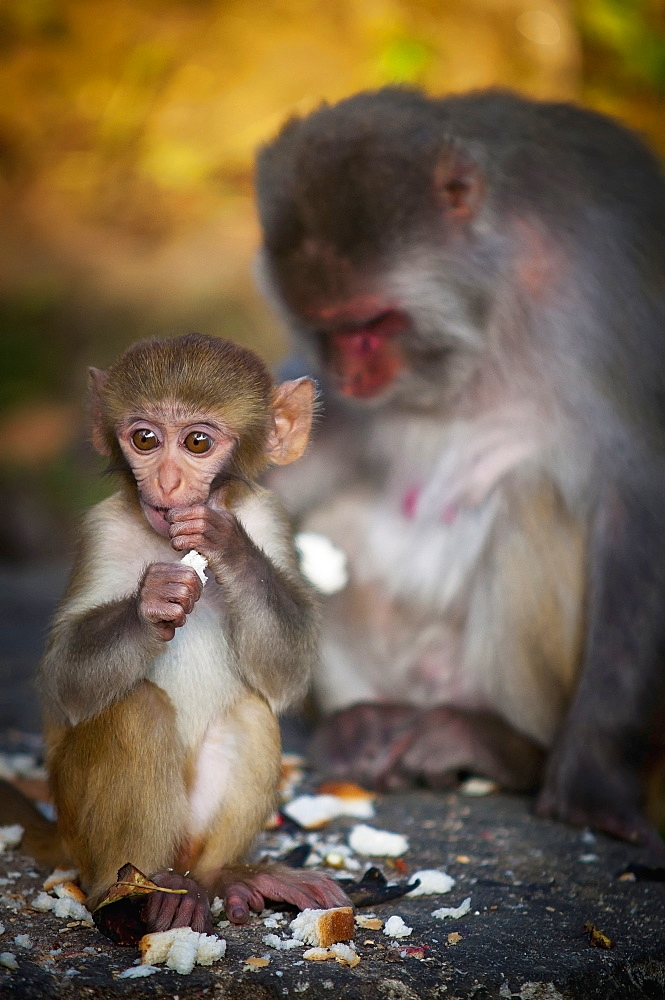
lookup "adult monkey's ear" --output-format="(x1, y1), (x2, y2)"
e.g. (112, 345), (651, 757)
(88, 367), (111, 456)
(266, 377), (316, 466)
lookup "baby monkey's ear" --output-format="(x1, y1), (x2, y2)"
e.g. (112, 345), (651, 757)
(266, 377), (316, 466)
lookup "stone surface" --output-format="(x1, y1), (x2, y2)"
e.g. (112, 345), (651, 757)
(0, 786), (664, 998)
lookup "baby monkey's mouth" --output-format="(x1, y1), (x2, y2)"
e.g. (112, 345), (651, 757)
(142, 502), (173, 538)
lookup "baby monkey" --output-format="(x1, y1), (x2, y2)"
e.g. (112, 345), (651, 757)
(23, 333), (348, 934)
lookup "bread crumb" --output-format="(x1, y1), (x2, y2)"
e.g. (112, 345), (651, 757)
(290, 906), (355, 947)
(383, 915), (412, 939)
(331, 942), (360, 967)
(54, 882), (87, 904)
(263, 934), (303, 950)
(0, 826), (23, 852)
(43, 869), (79, 892)
(117, 965), (159, 979)
(244, 956), (270, 970)
(302, 943), (360, 967)
(283, 793), (374, 829)
(348, 823), (409, 857)
(355, 916), (382, 930)
(303, 947), (330, 961)
(30, 892), (55, 913)
(459, 777), (498, 796)
(432, 897), (472, 920)
(180, 550), (208, 585)
(407, 869), (455, 896)
(52, 896), (92, 922)
(140, 927), (226, 975)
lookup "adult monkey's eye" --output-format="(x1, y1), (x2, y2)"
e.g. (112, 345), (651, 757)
(132, 429), (159, 451)
(184, 431), (213, 454)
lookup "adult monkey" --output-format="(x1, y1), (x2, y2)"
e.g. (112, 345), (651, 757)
(254, 87), (665, 846)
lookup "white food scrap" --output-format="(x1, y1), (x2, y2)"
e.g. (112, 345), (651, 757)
(407, 869), (455, 896)
(302, 943), (360, 967)
(0, 825), (23, 852)
(140, 927), (226, 975)
(54, 882), (87, 904)
(383, 915), (413, 939)
(432, 897), (472, 920)
(0, 953), (18, 971)
(118, 965), (159, 979)
(348, 823), (409, 857)
(459, 776), (498, 796)
(30, 892), (56, 913)
(331, 942), (359, 966)
(283, 793), (374, 829)
(295, 532), (348, 594)
(302, 947), (330, 962)
(262, 934), (303, 950)
(180, 550), (208, 585)
(290, 906), (355, 948)
(43, 869), (79, 892)
(30, 888), (93, 923)
(13, 935), (32, 949)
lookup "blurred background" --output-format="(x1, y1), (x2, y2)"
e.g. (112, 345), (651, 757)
(0, 0), (663, 729)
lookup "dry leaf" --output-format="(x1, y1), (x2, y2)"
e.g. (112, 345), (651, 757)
(93, 863), (187, 946)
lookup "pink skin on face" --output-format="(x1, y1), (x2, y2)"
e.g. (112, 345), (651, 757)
(117, 412), (236, 539)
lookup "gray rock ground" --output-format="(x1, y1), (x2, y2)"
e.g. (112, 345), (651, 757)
(0, 565), (664, 999)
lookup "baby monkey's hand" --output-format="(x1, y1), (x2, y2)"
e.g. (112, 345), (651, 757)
(138, 562), (203, 641)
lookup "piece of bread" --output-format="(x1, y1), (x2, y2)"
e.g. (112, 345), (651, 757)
(290, 906), (355, 948)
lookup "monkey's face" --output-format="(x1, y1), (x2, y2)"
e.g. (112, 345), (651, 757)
(259, 241), (485, 415)
(116, 404), (236, 537)
(256, 96), (491, 415)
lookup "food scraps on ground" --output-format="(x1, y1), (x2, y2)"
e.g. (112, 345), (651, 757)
(43, 869), (79, 892)
(432, 897), (472, 920)
(0, 825), (24, 853)
(303, 942), (360, 966)
(289, 906), (355, 948)
(282, 793), (375, 829)
(383, 915), (413, 939)
(348, 824), (409, 857)
(139, 926), (226, 974)
(31, 883), (93, 923)
(406, 869), (455, 896)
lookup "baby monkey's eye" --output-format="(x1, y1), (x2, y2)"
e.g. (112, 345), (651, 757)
(184, 431), (213, 454)
(132, 429), (159, 451)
